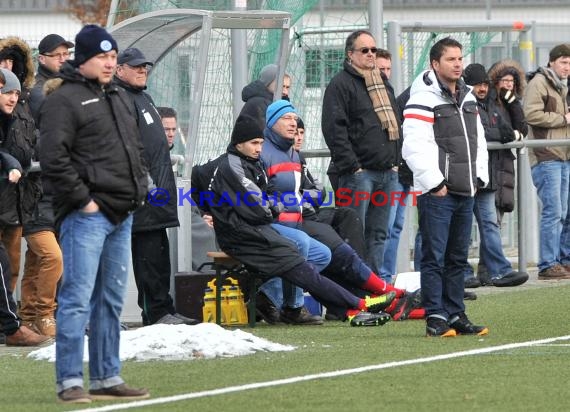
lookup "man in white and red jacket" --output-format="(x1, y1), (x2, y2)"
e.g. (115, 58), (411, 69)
(402, 37), (489, 338)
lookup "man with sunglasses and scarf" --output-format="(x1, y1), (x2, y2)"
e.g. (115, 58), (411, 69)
(322, 30), (400, 276)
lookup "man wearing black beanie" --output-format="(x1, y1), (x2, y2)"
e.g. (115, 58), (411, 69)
(207, 114), (394, 327)
(461, 63), (529, 289)
(40, 25), (149, 404)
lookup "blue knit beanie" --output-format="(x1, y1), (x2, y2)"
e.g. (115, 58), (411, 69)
(71, 24), (118, 67)
(266, 100), (297, 129)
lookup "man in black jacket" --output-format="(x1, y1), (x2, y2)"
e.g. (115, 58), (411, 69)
(461, 63), (528, 289)
(0, 36), (40, 293)
(40, 25), (149, 404)
(29, 33), (74, 121)
(115, 47), (197, 326)
(322, 30), (400, 275)
(0, 68), (51, 347)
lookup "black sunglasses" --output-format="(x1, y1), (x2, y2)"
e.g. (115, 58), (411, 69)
(354, 47), (378, 54)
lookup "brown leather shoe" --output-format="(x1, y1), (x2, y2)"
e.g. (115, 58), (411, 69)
(57, 386), (91, 404)
(5, 325), (53, 346)
(89, 383), (150, 400)
(538, 264), (570, 280)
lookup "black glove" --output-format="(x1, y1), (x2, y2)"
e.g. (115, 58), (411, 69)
(499, 88), (516, 105)
(498, 121), (516, 143)
(269, 200), (284, 218)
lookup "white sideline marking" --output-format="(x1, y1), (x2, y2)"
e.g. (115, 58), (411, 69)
(74, 335), (570, 412)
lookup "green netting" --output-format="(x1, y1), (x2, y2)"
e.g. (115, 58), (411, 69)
(403, 31), (500, 84)
(110, 0), (319, 171)
(109, 1), (503, 179)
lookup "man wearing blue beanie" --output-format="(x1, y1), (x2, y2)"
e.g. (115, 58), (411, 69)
(260, 100), (418, 324)
(39, 25), (149, 404)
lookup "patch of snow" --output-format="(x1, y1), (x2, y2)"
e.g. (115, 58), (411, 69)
(28, 323), (295, 362)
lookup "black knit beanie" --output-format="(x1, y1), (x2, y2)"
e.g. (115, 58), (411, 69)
(71, 25), (118, 67)
(463, 63), (489, 86)
(231, 114), (264, 145)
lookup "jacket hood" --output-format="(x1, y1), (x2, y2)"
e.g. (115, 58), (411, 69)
(487, 59), (526, 96)
(0, 37), (35, 89)
(241, 80), (272, 103)
(410, 69), (473, 105)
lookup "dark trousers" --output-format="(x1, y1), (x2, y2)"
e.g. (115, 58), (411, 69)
(418, 193), (473, 319)
(131, 229), (175, 325)
(0, 242), (20, 335)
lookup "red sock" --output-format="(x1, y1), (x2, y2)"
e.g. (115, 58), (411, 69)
(357, 299), (367, 311)
(408, 308), (425, 319)
(362, 273), (405, 298)
(346, 309), (361, 318)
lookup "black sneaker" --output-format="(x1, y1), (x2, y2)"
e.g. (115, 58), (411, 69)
(477, 271), (493, 286)
(448, 313), (489, 336)
(172, 312), (201, 325)
(388, 289), (421, 321)
(349, 311), (391, 327)
(491, 271), (529, 287)
(153, 313), (185, 325)
(280, 306), (323, 325)
(426, 316), (457, 337)
(464, 276), (481, 288)
(255, 291), (282, 324)
(463, 291), (477, 300)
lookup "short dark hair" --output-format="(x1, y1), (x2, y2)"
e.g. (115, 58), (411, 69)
(429, 37), (462, 66)
(157, 106), (177, 119)
(0, 69), (4, 86)
(376, 48), (391, 60)
(345, 30), (374, 56)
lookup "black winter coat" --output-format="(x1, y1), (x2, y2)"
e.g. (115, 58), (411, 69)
(209, 147), (304, 277)
(115, 78), (179, 232)
(322, 60), (399, 175)
(39, 63), (148, 226)
(0, 98), (40, 227)
(477, 95), (517, 211)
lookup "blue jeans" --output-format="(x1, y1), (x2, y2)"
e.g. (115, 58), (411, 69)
(418, 193), (473, 319)
(338, 169), (396, 274)
(260, 224), (331, 309)
(56, 211), (133, 393)
(531, 160), (570, 271)
(471, 190), (512, 278)
(380, 180), (410, 283)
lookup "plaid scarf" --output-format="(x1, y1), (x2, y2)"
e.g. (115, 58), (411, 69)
(357, 67), (400, 141)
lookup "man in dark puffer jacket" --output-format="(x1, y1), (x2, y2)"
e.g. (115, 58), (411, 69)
(40, 25), (150, 404)
(115, 47), (196, 326)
